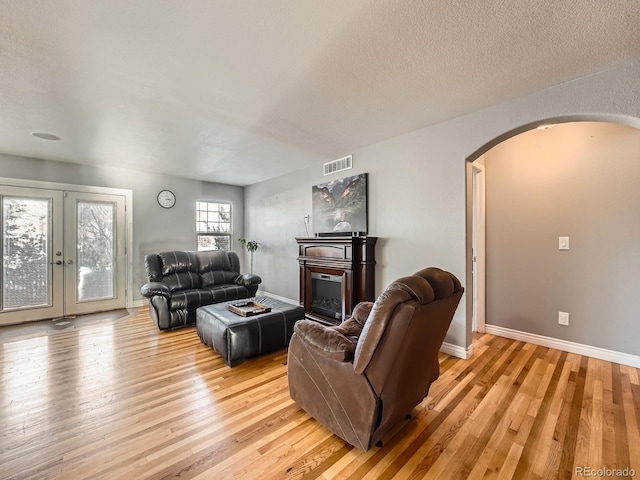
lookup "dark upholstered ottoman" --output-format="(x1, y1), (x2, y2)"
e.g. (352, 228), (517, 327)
(196, 296), (305, 367)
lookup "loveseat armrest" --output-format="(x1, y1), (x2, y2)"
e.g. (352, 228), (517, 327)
(140, 282), (170, 298)
(293, 320), (357, 363)
(236, 273), (262, 287)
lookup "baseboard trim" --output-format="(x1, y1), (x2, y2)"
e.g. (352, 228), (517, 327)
(256, 290), (299, 306)
(441, 341), (473, 360)
(130, 299), (146, 308)
(485, 324), (640, 368)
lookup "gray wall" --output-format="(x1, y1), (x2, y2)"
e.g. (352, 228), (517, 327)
(245, 61), (640, 352)
(484, 122), (640, 356)
(0, 154), (244, 302)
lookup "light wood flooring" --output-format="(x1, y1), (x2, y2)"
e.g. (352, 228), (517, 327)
(1, 307), (639, 479)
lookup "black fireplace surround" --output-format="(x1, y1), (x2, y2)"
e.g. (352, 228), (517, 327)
(310, 272), (343, 320)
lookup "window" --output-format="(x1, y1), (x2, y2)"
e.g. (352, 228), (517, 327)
(196, 201), (232, 251)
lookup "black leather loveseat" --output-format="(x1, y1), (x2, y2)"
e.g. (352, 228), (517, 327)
(140, 250), (261, 330)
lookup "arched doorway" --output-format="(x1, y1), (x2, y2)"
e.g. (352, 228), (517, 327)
(467, 119), (640, 364)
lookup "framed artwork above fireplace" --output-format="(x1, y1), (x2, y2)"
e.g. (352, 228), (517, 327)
(311, 173), (367, 236)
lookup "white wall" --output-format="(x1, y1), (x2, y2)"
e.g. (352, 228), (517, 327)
(0, 154), (244, 302)
(245, 61), (640, 351)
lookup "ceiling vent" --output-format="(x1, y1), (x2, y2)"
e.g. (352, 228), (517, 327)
(323, 155), (352, 176)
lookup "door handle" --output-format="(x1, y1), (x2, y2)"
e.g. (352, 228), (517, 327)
(55, 260), (63, 265)
(67, 259), (74, 265)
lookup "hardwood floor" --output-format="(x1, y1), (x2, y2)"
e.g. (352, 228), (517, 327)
(1, 307), (638, 479)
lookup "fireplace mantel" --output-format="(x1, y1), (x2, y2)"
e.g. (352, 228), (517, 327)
(296, 236), (377, 325)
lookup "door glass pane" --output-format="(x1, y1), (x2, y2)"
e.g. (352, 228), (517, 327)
(2, 197), (50, 310)
(77, 201), (115, 302)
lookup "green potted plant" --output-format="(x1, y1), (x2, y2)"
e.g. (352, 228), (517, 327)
(238, 238), (260, 274)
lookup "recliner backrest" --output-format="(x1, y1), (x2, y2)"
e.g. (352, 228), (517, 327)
(353, 275), (435, 374)
(145, 251), (200, 292)
(354, 267), (463, 390)
(197, 250), (241, 287)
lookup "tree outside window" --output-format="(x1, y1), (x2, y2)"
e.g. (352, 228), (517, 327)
(2, 197), (49, 308)
(196, 201), (232, 251)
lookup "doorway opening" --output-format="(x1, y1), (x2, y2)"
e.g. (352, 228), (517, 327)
(467, 118), (640, 359)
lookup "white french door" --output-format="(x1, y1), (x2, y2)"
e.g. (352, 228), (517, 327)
(1, 186), (64, 323)
(63, 191), (126, 316)
(1, 186), (127, 325)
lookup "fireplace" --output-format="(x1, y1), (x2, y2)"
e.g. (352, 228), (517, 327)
(310, 272), (343, 320)
(296, 236), (377, 325)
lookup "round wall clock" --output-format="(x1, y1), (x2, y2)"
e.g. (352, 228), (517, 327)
(157, 189), (176, 209)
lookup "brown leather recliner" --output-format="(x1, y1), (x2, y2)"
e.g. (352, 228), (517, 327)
(287, 267), (464, 450)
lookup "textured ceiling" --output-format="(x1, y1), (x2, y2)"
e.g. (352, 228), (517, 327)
(1, 0), (639, 186)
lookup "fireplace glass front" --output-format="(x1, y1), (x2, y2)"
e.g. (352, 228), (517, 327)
(310, 272), (343, 320)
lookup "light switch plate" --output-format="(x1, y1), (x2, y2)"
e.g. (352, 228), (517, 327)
(558, 311), (569, 326)
(559, 236), (570, 250)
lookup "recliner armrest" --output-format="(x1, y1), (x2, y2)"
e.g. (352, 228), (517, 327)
(334, 317), (365, 338)
(140, 282), (170, 298)
(236, 273), (262, 287)
(293, 320), (357, 362)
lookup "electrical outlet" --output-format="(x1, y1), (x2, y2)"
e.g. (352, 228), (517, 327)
(304, 215), (310, 223)
(558, 311), (569, 326)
